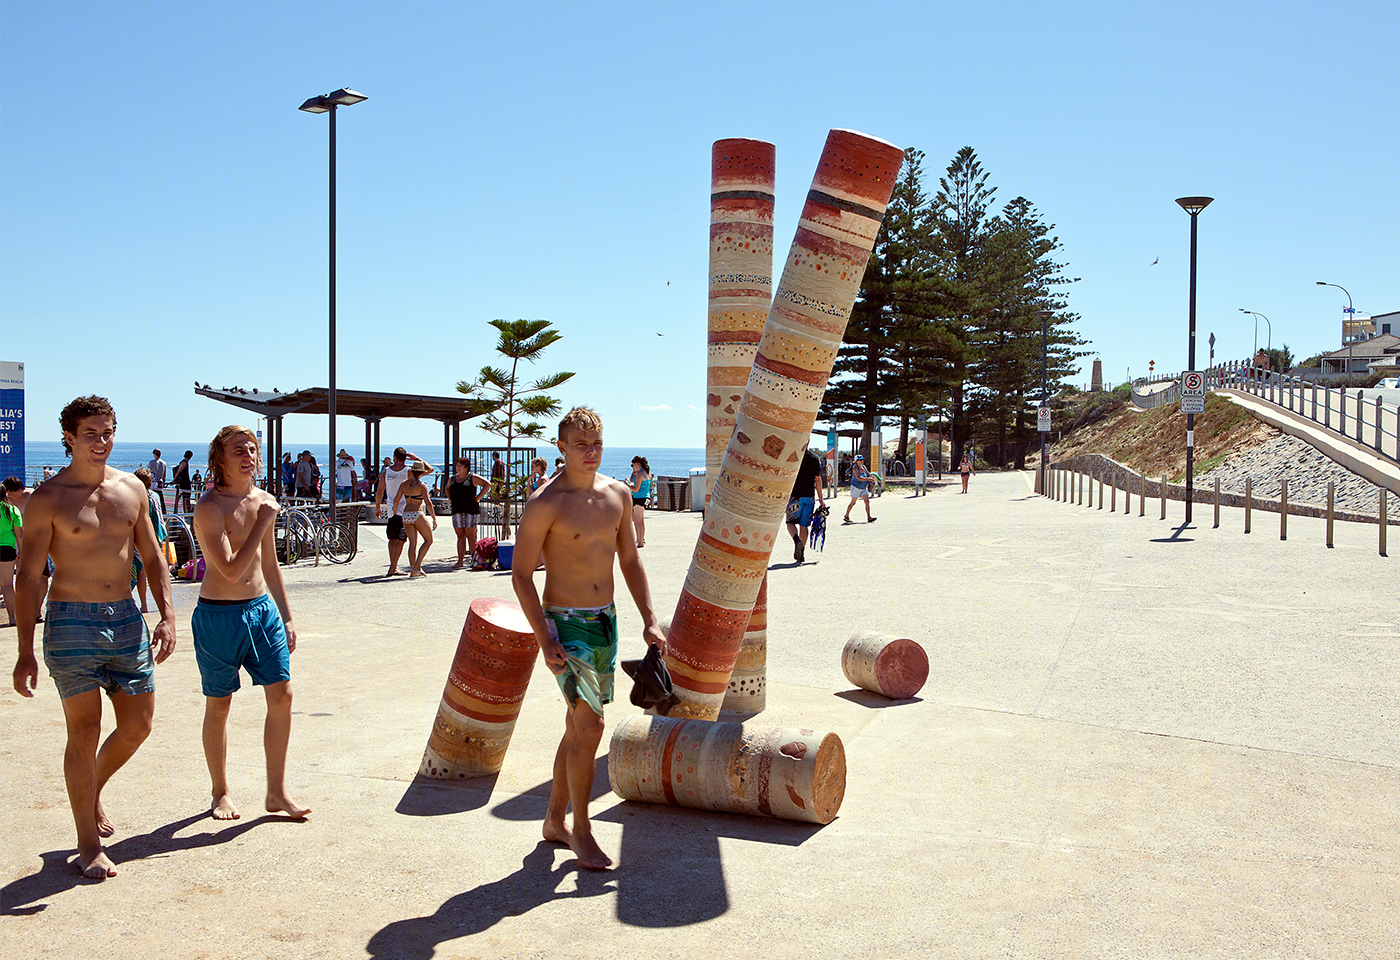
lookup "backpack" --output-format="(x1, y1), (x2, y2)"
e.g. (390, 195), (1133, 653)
(471, 537), (498, 571)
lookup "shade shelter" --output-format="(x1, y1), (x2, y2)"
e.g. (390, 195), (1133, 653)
(194, 385), (478, 497)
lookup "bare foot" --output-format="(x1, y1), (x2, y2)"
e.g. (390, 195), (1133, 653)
(409, 570), (425, 579)
(451, 562), (464, 570)
(386, 568), (404, 577)
(212, 793), (241, 820)
(542, 819), (570, 845)
(266, 793), (311, 819)
(568, 829), (613, 870)
(95, 799), (114, 838)
(77, 849), (117, 879)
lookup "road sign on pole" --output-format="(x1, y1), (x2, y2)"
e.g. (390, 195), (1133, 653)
(1181, 370), (1205, 413)
(1036, 405), (1051, 432)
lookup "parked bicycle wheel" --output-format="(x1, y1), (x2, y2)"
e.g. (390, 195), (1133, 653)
(316, 522), (355, 564)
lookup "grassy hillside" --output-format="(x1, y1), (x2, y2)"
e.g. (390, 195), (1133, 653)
(1030, 390), (1276, 483)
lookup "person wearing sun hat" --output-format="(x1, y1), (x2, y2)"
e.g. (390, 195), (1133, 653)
(334, 450), (357, 502)
(842, 453), (876, 524)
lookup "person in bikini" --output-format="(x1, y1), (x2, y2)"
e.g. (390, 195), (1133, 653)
(12, 396), (177, 879)
(190, 425), (309, 822)
(392, 461), (436, 578)
(374, 447), (430, 576)
(512, 406), (666, 870)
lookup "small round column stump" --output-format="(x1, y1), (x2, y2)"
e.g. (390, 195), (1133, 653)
(841, 631), (928, 700)
(419, 597), (539, 780)
(608, 715), (845, 824)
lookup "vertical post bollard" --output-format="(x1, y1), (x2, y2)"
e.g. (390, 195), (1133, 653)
(1381, 490), (1388, 557)
(1159, 473), (1167, 520)
(1109, 475), (1116, 512)
(1139, 476), (1145, 517)
(1244, 476), (1252, 534)
(1280, 478), (1288, 540)
(1214, 478), (1220, 529)
(1097, 476), (1104, 510)
(1126, 474), (1133, 514)
(1326, 481), (1335, 548)
(1077, 469), (1084, 505)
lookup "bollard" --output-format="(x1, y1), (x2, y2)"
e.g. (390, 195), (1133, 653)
(1280, 478), (1288, 540)
(1109, 475), (1116, 512)
(1244, 476), (1252, 534)
(419, 597), (540, 780)
(1098, 476), (1104, 510)
(1326, 482), (1335, 548)
(608, 715), (846, 824)
(1078, 469), (1084, 506)
(1214, 478), (1220, 529)
(841, 631), (929, 700)
(1160, 473), (1167, 520)
(1139, 475), (1145, 517)
(1381, 490), (1388, 557)
(1125, 475), (1133, 514)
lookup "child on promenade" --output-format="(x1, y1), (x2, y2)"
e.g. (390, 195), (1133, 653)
(511, 407), (666, 869)
(190, 425), (309, 822)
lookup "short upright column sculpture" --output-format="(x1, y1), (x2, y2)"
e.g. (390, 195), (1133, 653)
(708, 139), (776, 714)
(420, 597), (539, 779)
(667, 129), (903, 721)
(608, 715), (846, 824)
(841, 631), (929, 700)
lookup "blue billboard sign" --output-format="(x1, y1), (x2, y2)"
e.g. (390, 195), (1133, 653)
(0, 361), (24, 483)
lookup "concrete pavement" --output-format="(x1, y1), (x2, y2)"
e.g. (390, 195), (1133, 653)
(2, 472), (1397, 958)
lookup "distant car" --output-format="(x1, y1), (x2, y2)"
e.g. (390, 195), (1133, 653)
(1377, 377), (1400, 389)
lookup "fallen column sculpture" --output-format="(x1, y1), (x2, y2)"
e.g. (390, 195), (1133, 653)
(420, 597), (539, 779)
(667, 128), (904, 720)
(841, 630), (929, 700)
(608, 714), (846, 824)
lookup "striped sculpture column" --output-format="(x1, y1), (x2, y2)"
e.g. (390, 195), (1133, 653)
(667, 129), (903, 720)
(419, 597), (539, 779)
(708, 139), (776, 714)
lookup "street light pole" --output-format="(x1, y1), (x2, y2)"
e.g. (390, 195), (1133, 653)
(1176, 196), (1213, 525)
(1316, 280), (1354, 342)
(300, 88), (368, 516)
(1239, 309), (1271, 356)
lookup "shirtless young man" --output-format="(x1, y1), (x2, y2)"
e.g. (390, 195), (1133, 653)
(12, 396), (177, 879)
(511, 407), (666, 870)
(191, 425), (309, 822)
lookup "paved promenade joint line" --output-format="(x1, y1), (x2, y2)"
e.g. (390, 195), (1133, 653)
(2, 472), (1396, 958)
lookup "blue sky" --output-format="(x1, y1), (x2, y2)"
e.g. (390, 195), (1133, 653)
(3, 0), (1396, 449)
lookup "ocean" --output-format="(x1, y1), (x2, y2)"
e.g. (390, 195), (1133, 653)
(18, 440), (706, 487)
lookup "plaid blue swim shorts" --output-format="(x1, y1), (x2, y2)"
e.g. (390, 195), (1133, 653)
(43, 599), (155, 700)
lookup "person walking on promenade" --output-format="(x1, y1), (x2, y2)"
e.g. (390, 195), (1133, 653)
(147, 449), (168, 490)
(959, 452), (975, 493)
(393, 461), (437, 579)
(627, 456), (652, 547)
(512, 407), (666, 870)
(842, 454), (875, 524)
(12, 396), (177, 879)
(490, 453), (506, 500)
(172, 450), (195, 513)
(334, 450), (357, 502)
(294, 451), (315, 500)
(191, 425), (310, 823)
(280, 453), (295, 497)
(131, 468), (167, 614)
(446, 457), (491, 569)
(374, 447), (429, 577)
(1, 477), (21, 626)
(786, 446), (826, 562)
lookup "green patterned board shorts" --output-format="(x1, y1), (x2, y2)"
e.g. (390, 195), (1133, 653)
(543, 603), (617, 716)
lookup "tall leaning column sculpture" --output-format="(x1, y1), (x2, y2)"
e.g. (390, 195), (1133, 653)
(707, 139), (776, 714)
(668, 129), (903, 720)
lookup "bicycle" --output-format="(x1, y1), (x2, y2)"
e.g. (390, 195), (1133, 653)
(276, 505), (357, 565)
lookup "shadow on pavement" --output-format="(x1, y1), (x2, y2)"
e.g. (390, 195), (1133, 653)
(1151, 522), (1196, 543)
(489, 756), (610, 821)
(0, 811), (290, 916)
(396, 773), (499, 816)
(834, 688), (923, 708)
(364, 842), (616, 959)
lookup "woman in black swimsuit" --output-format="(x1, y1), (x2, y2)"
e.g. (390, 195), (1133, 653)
(445, 457), (491, 569)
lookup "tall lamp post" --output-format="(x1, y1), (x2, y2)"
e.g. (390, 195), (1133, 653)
(1239, 308), (1271, 357)
(1175, 196), (1213, 525)
(1037, 309), (1052, 495)
(1316, 280), (1355, 343)
(299, 87), (368, 515)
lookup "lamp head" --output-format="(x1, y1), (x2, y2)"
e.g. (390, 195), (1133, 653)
(1175, 196), (1214, 215)
(299, 89), (367, 114)
(298, 96), (330, 114)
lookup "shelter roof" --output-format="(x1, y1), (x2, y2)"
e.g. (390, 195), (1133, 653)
(194, 385), (476, 424)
